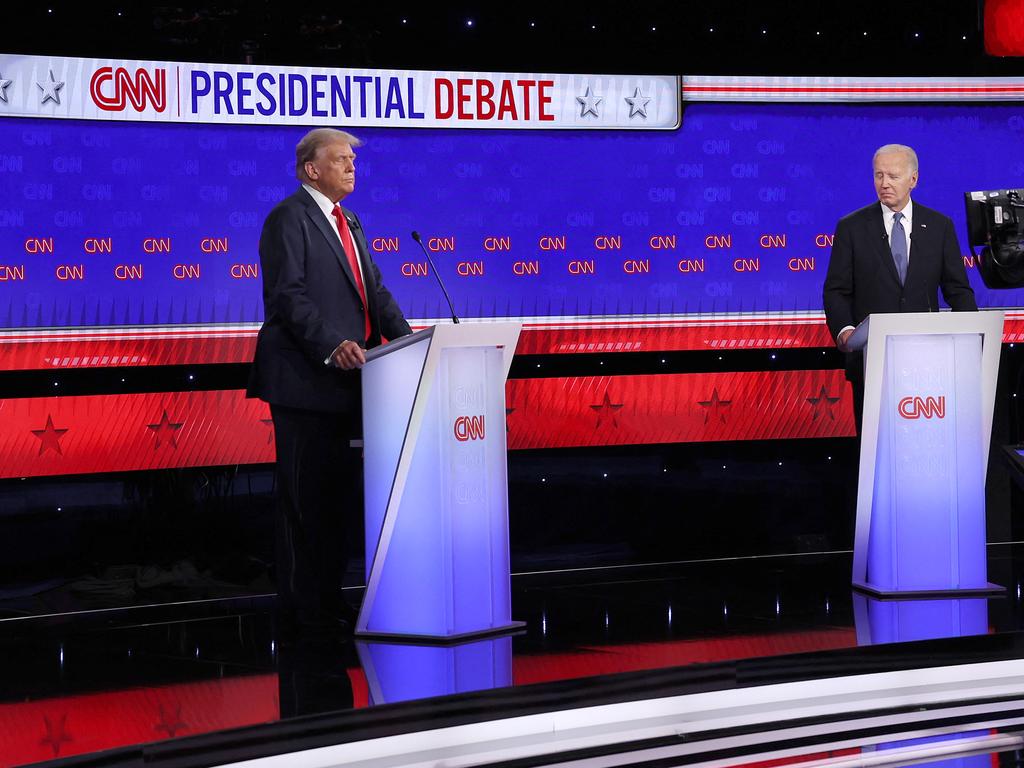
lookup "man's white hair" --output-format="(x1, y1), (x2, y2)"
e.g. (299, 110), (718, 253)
(873, 143), (918, 172)
(295, 128), (362, 181)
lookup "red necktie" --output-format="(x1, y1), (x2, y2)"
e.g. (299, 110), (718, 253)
(331, 204), (372, 340)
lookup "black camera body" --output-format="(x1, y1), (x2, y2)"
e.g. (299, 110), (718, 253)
(964, 189), (1024, 289)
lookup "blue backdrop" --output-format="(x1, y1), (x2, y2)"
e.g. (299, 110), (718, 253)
(0, 102), (1021, 329)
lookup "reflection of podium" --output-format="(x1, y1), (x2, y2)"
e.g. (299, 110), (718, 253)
(853, 593), (988, 645)
(853, 592), (991, 768)
(849, 311), (1004, 596)
(356, 636), (512, 705)
(357, 322), (524, 641)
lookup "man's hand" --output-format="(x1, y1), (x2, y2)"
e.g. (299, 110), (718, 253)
(836, 328), (854, 352)
(331, 340), (366, 370)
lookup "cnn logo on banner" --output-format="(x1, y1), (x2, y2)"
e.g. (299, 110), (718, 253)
(454, 415), (485, 441)
(898, 396), (946, 420)
(90, 67), (167, 113)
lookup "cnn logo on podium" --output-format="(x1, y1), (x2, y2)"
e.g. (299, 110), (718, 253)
(898, 396), (946, 420)
(453, 415), (486, 441)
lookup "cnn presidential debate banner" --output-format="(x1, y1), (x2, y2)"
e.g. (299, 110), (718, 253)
(1, 53), (1024, 477)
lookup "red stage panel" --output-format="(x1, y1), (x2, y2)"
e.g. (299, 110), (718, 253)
(0, 390), (274, 479)
(506, 369), (855, 450)
(0, 370), (853, 479)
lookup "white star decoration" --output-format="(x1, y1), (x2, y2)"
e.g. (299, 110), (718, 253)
(36, 69), (64, 105)
(0, 73), (11, 104)
(576, 86), (602, 118)
(624, 86), (651, 119)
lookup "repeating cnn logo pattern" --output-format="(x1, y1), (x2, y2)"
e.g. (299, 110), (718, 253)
(90, 67), (167, 113)
(454, 415), (485, 441)
(898, 396), (946, 420)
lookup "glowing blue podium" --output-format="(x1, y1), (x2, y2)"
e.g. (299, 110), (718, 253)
(357, 322), (524, 641)
(849, 311), (1004, 596)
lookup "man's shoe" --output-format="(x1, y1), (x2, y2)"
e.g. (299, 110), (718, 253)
(333, 601), (359, 625)
(283, 608), (352, 636)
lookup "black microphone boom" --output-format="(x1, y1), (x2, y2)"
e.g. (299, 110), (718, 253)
(411, 230), (460, 324)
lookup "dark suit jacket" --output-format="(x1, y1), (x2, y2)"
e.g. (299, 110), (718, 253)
(247, 187), (411, 413)
(822, 201), (978, 354)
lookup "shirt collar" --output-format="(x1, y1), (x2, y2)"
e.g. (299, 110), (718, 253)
(301, 183), (338, 218)
(880, 198), (913, 225)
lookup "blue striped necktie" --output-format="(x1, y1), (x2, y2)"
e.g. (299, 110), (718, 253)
(891, 211), (908, 285)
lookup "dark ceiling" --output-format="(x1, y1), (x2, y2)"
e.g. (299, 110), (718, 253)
(4, 1), (1024, 77)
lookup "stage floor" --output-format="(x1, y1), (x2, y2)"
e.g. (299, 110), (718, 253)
(3, 545), (1024, 766)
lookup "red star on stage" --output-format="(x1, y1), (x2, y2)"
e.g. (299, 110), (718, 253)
(506, 390), (529, 434)
(154, 702), (188, 738)
(590, 391), (624, 428)
(806, 386), (841, 421)
(147, 409), (184, 449)
(40, 713), (73, 756)
(31, 415), (69, 456)
(698, 387), (732, 424)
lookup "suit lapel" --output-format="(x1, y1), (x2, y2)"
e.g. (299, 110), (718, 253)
(869, 205), (902, 286)
(903, 204), (932, 288)
(300, 193), (363, 299)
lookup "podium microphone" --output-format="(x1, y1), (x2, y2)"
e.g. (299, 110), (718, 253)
(411, 231), (460, 324)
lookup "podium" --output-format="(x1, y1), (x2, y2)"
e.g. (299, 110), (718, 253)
(849, 311), (1004, 596)
(356, 322), (525, 641)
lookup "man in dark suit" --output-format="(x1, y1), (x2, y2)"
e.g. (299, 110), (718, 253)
(823, 143), (978, 428)
(248, 128), (411, 630)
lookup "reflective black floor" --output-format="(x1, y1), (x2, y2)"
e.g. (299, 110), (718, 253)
(5, 546), (1024, 766)
(0, 434), (1022, 766)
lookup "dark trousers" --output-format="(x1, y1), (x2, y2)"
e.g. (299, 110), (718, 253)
(845, 357), (865, 529)
(847, 368), (864, 436)
(270, 404), (360, 622)
(848, 356), (865, 437)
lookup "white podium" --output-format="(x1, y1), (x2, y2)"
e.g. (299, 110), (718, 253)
(848, 310), (1004, 596)
(357, 322), (525, 641)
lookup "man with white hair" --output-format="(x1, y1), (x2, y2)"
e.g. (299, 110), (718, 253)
(248, 128), (411, 631)
(822, 143), (977, 428)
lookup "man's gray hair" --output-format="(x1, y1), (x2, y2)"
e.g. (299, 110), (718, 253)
(873, 143), (919, 172)
(295, 128), (362, 181)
